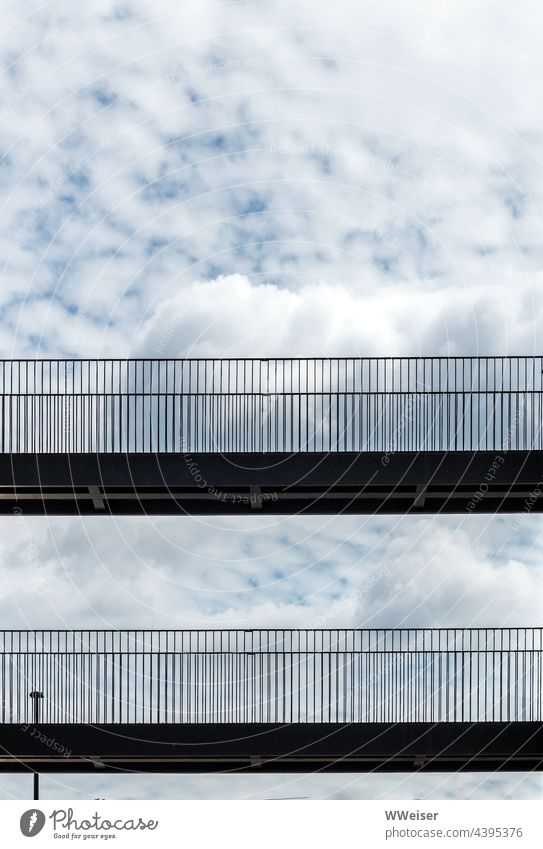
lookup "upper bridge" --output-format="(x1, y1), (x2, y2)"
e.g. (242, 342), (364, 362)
(1, 356), (542, 515)
(0, 627), (541, 774)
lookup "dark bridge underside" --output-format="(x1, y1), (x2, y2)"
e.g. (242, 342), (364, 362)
(0, 723), (541, 774)
(1, 451), (543, 515)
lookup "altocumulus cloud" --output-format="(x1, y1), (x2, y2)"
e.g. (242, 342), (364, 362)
(0, 1), (542, 356)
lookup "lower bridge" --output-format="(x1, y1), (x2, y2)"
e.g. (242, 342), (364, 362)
(0, 628), (542, 774)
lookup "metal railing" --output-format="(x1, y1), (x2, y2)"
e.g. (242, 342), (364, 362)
(0, 357), (542, 453)
(1, 629), (541, 724)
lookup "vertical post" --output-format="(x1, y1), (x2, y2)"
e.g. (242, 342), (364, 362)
(29, 691), (43, 801)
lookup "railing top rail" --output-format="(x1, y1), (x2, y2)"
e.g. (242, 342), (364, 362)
(1, 356), (542, 362)
(0, 624), (543, 634)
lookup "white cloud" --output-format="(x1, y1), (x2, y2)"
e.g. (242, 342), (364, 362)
(136, 272), (543, 358)
(1, 768), (541, 801)
(1, 512), (540, 630)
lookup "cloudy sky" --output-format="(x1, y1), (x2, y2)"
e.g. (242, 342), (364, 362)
(1, 0), (542, 800)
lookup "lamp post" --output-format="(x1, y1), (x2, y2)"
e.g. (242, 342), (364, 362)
(29, 691), (43, 801)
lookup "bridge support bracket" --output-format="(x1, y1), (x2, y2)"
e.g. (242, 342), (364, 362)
(88, 486), (105, 510)
(250, 486), (263, 509)
(413, 485), (427, 509)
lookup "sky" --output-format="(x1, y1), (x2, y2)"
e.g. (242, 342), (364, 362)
(0, 0), (543, 800)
